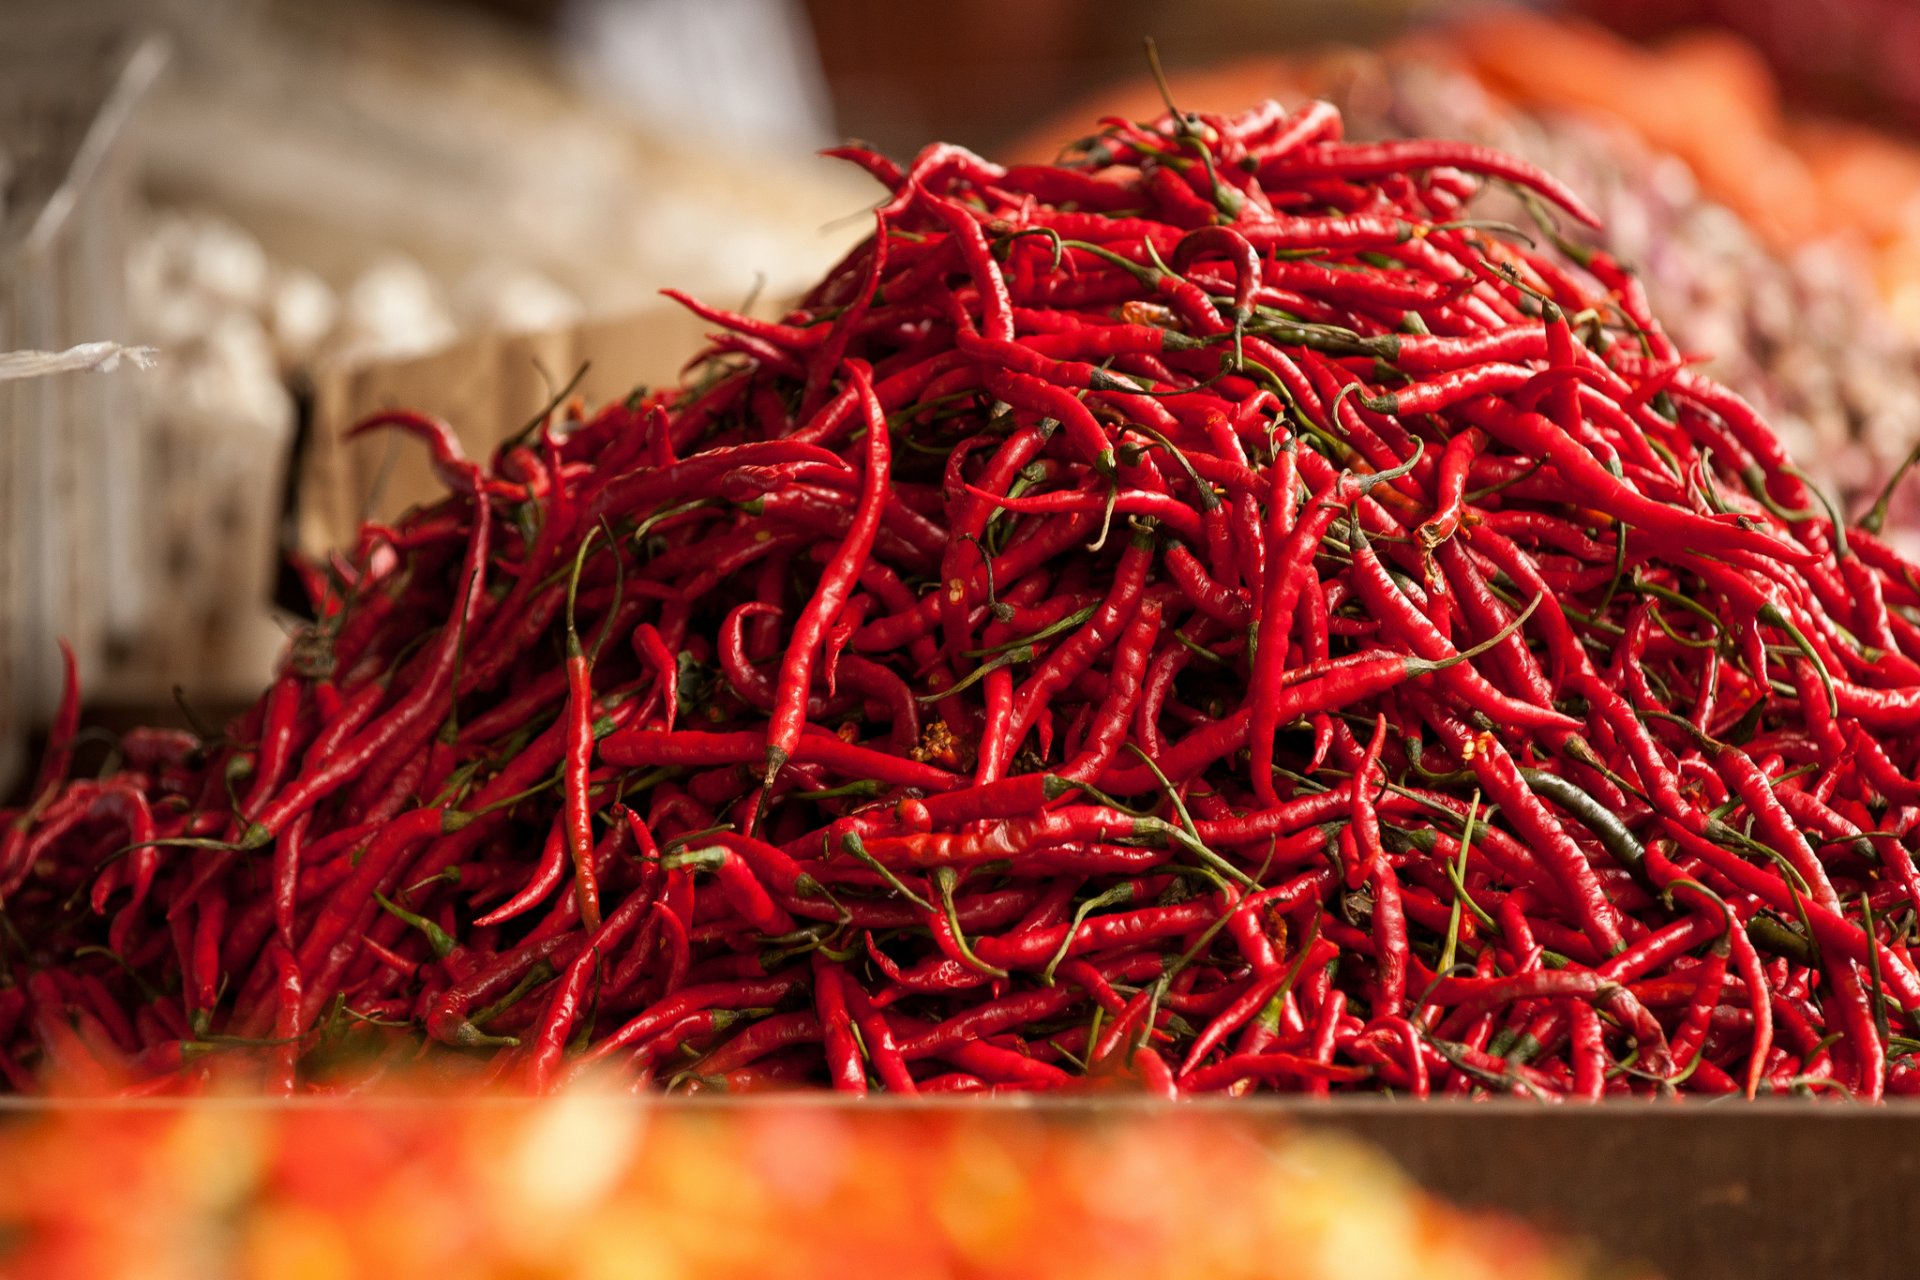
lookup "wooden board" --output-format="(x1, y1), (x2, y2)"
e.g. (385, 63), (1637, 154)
(1293, 1100), (1920, 1280)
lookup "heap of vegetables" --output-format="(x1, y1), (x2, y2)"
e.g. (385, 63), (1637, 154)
(6, 91), (1920, 1099)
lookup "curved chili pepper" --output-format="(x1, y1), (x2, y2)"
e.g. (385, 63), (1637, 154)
(763, 365), (891, 803)
(1260, 139), (1602, 227)
(1002, 521), (1156, 756)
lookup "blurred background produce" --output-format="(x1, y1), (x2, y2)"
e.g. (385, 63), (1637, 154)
(2, 0), (872, 790)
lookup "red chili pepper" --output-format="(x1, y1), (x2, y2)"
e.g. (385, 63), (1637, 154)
(1057, 603), (1162, 784)
(1348, 521), (1580, 735)
(961, 482), (1208, 545)
(1463, 396), (1815, 566)
(664, 846), (796, 937)
(689, 1010), (822, 1079)
(978, 527), (1147, 750)
(1181, 1050), (1372, 1092)
(254, 501), (494, 845)
(1171, 226), (1260, 330)
(1409, 692), (1626, 956)
(522, 878), (671, 1090)
(346, 409), (527, 502)
(1247, 446), (1428, 800)
(763, 366), (891, 802)
(809, 954), (868, 1094)
(579, 972), (806, 1067)
(1259, 139), (1602, 227)
(603, 727), (961, 793)
(1163, 542), (1251, 624)
(1419, 427), (1484, 549)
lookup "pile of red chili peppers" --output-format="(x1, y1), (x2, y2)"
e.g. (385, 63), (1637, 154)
(7, 97), (1920, 1101)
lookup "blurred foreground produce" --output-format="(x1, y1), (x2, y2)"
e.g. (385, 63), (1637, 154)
(0, 1096), (1625, 1280)
(8, 93), (1920, 1103)
(1010, 9), (1920, 541)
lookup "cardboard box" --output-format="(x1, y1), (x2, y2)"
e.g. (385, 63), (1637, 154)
(301, 303), (712, 559)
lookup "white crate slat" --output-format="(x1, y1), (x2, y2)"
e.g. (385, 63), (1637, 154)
(0, 28), (163, 793)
